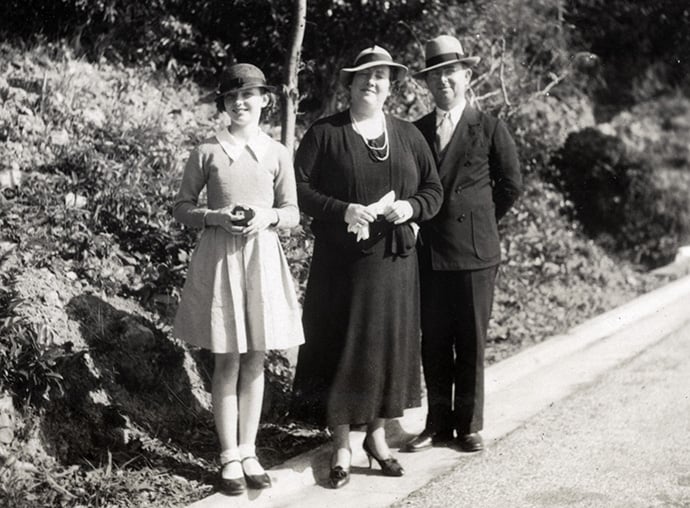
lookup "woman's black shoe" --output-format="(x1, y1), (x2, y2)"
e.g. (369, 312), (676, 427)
(219, 460), (245, 496)
(363, 437), (404, 477)
(329, 464), (351, 489)
(241, 456), (272, 489)
(329, 448), (351, 489)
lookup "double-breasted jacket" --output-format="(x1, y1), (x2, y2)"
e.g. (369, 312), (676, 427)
(414, 106), (522, 271)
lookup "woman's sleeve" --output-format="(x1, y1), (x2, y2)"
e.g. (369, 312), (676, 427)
(172, 147), (208, 229)
(272, 145), (300, 228)
(294, 126), (349, 221)
(407, 130), (443, 222)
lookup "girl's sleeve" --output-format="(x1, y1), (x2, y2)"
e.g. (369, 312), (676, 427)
(173, 147), (209, 229)
(408, 128), (444, 221)
(272, 145), (300, 228)
(294, 126), (349, 221)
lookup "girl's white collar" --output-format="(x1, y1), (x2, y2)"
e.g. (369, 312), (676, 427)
(214, 127), (272, 162)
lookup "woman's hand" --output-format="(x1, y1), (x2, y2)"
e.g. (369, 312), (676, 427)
(344, 203), (376, 227)
(384, 200), (413, 224)
(242, 207), (279, 236)
(204, 207), (245, 235)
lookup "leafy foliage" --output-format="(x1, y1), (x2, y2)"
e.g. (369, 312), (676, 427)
(0, 291), (67, 407)
(0, 0), (583, 124)
(565, 0), (690, 114)
(551, 127), (689, 267)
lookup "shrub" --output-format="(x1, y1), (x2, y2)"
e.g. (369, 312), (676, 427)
(508, 94), (596, 176)
(551, 127), (687, 267)
(0, 289), (68, 407)
(566, 0), (690, 112)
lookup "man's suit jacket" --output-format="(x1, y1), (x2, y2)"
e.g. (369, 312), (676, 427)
(415, 106), (522, 271)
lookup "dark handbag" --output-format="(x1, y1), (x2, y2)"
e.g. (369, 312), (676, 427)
(357, 215), (396, 251)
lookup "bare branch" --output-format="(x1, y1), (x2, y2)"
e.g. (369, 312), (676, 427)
(396, 20), (424, 53)
(473, 89), (502, 102)
(539, 71), (569, 97)
(471, 42), (501, 89)
(499, 37), (511, 107)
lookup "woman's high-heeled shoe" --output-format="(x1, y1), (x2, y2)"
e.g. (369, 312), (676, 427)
(362, 437), (404, 477)
(329, 449), (351, 489)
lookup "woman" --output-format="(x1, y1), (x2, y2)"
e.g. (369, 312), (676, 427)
(291, 46), (443, 488)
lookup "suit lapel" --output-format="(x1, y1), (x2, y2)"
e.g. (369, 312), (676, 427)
(416, 112), (438, 161)
(438, 106), (481, 178)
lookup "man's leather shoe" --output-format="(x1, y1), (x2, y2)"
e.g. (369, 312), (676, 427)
(457, 432), (484, 452)
(401, 430), (454, 453)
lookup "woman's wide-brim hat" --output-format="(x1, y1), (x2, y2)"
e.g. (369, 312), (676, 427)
(339, 45), (408, 87)
(215, 63), (274, 99)
(413, 35), (480, 79)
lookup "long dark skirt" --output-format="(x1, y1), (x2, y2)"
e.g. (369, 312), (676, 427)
(291, 239), (421, 427)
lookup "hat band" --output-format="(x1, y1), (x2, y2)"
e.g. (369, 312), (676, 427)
(354, 52), (394, 67)
(426, 52), (465, 68)
(220, 77), (267, 93)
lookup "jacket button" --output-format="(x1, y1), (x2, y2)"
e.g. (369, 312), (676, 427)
(455, 186), (462, 193)
(457, 214), (466, 222)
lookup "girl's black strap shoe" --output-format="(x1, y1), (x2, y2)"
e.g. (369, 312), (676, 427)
(219, 460), (245, 496)
(241, 456), (272, 489)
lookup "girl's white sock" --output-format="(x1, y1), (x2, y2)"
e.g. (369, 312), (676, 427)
(220, 448), (241, 464)
(220, 448), (243, 479)
(239, 443), (266, 475)
(238, 443), (256, 458)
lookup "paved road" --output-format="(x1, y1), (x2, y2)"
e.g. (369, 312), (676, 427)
(392, 321), (690, 508)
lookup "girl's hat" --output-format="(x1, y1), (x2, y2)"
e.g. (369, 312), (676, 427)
(413, 35), (480, 79)
(339, 45), (408, 86)
(216, 63), (274, 98)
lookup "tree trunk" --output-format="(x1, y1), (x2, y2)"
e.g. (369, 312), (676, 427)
(281, 0), (307, 154)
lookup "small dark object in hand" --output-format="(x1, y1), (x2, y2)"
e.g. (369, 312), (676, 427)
(358, 215), (395, 251)
(231, 206), (255, 226)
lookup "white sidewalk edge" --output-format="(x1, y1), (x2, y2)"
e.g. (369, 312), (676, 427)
(486, 274), (690, 393)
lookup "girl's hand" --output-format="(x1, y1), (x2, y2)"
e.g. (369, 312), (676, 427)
(242, 207), (279, 236)
(206, 207), (246, 235)
(384, 200), (413, 224)
(345, 203), (376, 227)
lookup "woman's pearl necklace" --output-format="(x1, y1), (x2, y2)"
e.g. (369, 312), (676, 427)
(350, 110), (390, 161)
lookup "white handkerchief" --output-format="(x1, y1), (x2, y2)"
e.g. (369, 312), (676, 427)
(347, 191), (396, 241)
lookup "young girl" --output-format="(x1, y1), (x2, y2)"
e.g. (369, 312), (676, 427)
(172, 63), (304, 496)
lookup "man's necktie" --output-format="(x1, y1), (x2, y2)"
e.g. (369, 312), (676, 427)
(436, 111), (453, 156)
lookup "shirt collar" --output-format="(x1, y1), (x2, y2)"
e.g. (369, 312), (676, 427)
(214, 127), (272, 162)
(435, 101), (466, 128)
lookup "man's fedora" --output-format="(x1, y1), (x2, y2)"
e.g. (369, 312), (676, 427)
(339, 45), (408, 87)
(414, 35), (480, 79)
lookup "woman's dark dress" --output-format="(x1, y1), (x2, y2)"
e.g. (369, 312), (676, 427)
(291, 110), (443, 427)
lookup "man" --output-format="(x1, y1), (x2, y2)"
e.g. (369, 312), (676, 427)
(403, 35), (522, 453)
